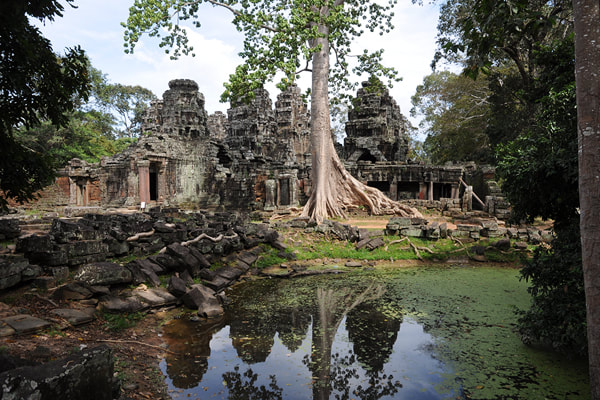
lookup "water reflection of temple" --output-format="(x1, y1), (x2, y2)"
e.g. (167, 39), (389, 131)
(161, 279), (403, 397)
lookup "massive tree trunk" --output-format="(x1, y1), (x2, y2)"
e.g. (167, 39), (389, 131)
(301, 15), (422, 224)
(573, 0), (600, 397)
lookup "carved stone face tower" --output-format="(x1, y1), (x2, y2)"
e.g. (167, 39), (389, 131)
(344, 81), (409, 163)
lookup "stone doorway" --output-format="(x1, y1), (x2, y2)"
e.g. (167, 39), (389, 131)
(75, 179), (88, 206)
(149, 163), (159, 201)
(279, 178), (290, 206)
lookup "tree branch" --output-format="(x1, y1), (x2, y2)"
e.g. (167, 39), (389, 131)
(205, 0), (280, 32)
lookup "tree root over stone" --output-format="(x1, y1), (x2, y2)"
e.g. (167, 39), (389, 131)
(385, 237), (434, 261)
(302, 146), (422, 224)
(181, 232), (239, 247)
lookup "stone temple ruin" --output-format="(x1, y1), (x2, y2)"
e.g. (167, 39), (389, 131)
(65, 79), (509, 219)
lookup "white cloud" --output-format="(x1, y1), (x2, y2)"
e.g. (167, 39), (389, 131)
(37, 1), (443, 124)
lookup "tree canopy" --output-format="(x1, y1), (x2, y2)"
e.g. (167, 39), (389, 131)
(431, 0), (583, 356)
(123, 0), (400, 103)
(410, 70), (491, 164)
(0, 0), (90, 210)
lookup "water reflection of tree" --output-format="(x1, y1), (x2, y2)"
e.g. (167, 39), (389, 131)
(346, 303), (401, 372)
(222, 366), (283, 400)
(308, 284), (403, 400)
(162, 316), (225, 389)
(162, 278), (405, 398)
(277, 309), (311, 352)
(229, 315), (277, 363)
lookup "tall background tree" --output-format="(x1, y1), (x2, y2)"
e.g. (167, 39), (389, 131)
(0, 0), (90, 210)
(572, 0), (600, 394)
(410, 70), (491, 164)
(123, 0), (422, 223)
(15, 65), (156, 170)
(91, 69), (156, 138)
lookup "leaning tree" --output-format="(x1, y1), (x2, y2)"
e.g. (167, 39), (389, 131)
(123, 0), (422, 223)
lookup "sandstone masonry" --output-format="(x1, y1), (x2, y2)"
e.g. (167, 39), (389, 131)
(64, 79), (508, 219)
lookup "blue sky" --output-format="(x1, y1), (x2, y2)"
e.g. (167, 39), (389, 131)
(37, 0), (442, 128)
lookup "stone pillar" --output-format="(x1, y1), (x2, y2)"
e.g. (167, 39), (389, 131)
(428, 181), (434, 201)
(264, 179), (276, 209)
(418, 182), (427, 200)
(451, 183), (460, 199)
(138, 160), (150, 205)
(389, 178), (398, 201)
(69, 178), (77, 205)
(462, 185), (473, 211)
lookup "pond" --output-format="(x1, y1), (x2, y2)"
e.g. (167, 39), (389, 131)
(160, 265), (591, 399)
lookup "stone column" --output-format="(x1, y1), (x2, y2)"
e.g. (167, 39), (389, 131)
(462, 185), (473, 211)
(138, 160), (150, 205)
(389, 178), (398, 201)
(428, 181), (434, 201)
(418, 182), (427, 200)
(450, 183), (460, 199)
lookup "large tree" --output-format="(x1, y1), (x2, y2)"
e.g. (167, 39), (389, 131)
(572, 0), (600, 395)
(90, 69), (156, 138)
(123, 0), (422, 223)
(410, 70), (492, 163)
(0, 0), (90, 210)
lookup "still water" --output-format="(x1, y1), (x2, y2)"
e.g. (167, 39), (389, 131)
(160, 266), (591, 399)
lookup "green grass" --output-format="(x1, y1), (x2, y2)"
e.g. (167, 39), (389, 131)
(254, 245), (290, 269)
(281, 230), (526, 265)
(101, 311), (145, 332)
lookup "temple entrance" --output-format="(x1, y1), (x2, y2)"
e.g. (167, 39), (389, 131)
(149, 163), (159, 201)
(396, 182), (420, 199)
(279, 178), (290, 206)
(75, 179), (88, 206)
(366, 181), (390, 194)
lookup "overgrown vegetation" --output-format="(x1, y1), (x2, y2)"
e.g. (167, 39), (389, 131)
(279, 230), (522, 266)
(430, 0), (583, 355)
(101, 311), (145, 332)
(518, 220), (586, 354)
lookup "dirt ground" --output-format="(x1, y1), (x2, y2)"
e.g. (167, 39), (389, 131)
(0, 289), (172, 400)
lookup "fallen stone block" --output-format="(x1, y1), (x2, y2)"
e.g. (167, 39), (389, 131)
(167, 275), (187, 298)
(3, 314), (51, 334)
(0, 218), (20, 240)
(345, 261), (362, 268)
(51, 309), (95, 326)
(74, 262), (133, 286)
(365, 237), (385, 251)
(133, 287), (177, 308)
(198, 301), (224, 318)
(0, 345), (117, 400)
(99, 295), (146, 313)
(0, 255), (35, 290)
(237, 251), (258, 266)
(181, 285), (218, 310)
(214, 266), (244, 281)
(52, 282), (93, 301)
(203, 275), (231, 292)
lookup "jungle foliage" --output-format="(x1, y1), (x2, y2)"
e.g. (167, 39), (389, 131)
(0, 0), (90, 210)
(432, 0), (583, 354)
(1, 1), (155, 210)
